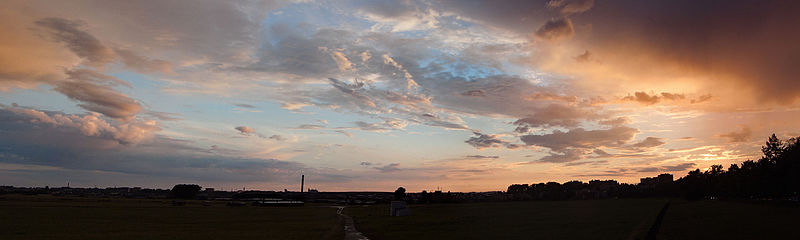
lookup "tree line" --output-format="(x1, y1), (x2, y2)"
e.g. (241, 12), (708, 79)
(507, 134), (800, 201)
(680, 134), (800, 200)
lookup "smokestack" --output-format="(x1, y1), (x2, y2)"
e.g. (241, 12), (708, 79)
(301, 175), (305, 193)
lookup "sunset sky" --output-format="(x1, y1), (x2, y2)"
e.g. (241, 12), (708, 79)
(2, 0), (800, 192)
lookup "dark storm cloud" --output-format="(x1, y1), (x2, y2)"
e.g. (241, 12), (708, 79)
(441, 0), (800, 103)
(581, 0), (800, 103)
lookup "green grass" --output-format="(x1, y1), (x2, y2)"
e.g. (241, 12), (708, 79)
(0, 195), (343, 240)
(345, 199), (668, 240)
(658, 200), (800, 239)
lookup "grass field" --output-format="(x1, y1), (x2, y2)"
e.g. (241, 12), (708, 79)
(346, 199), (800, 240)
(3, 195), (797, 240)
(345, 199), (668, 240)
(0, 195), (343, 240)
(658, 200), (800, 239)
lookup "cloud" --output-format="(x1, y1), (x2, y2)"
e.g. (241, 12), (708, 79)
(513, 104), (602, 130)
(465, 131), (516, 150)
(1, 105), (157, 145)
(521, 126), (639, 151)
(234, 103), (256, 108)
(34, 18), (116, 68)
(144, 111), (181, 121)
(538, 148), (588, 163)
(319, 47), (354, 72)
(342, 119), (408, 133)
(547, 0), (595, 15)
(622, 92), (661, 105)
(535, 18), (574, 41)
(115, 49), (173, 74)
(29, 1), (278, 66)
(6, 17), (148, 121)
(465, 132), (504, 149)
(465, 155), (500, 159)
(660, 162), (697, 172)
(0, 105), (365, 187)
(357, 0), (440, 32)
(718, 126), (752, 143)
(234, 126), (256, 135)
(419, 113), (470, 130)
(441, 0), (800, 107)
(660, 92), (686, 101)
(268, 135), (285, 141)
(598, 117), (630, 126)
(335, 130), (353, 138)
(351, 121), (391, 132)
(374, 163), (402, 173)
(691, 94), (713, 104)
(381, 54), (418, 89)
(461, 89), (486, 97)
(621, 92), (689, 105)
(574, 50), (593, 63)
(550, 1), (800, 104)
(294, 124), (326, 130)
(56, 69), (142, 120)
(635, 162), (697, 173)
(630, 137), (667, 149)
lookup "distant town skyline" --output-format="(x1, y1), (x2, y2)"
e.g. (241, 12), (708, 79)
(2, 0), (800, 192)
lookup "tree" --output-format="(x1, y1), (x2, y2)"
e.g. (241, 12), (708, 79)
(394, 187), (406, 200)
(762, 134), (783, 163)
(171, 184), (201, 199)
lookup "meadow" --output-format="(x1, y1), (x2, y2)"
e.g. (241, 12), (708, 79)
(0, 195), (343, 240)
(346, 199), (800, 240)
(2, 195), (797, 240)
(657, 200), (799, 239)
(345, 199), (666, 240)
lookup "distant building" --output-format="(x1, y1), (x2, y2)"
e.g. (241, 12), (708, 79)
(639, 173), (673, 189)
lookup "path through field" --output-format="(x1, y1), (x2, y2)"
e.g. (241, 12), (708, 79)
(338, 206), (370, 240)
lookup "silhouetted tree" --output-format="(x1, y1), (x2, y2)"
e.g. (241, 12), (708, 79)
(394, 187), (406, 200)
(504, 133), (800, 201)
(171, 184), (201, 199)
(675, 133), (800, 200)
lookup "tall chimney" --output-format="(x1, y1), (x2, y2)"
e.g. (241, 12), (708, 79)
(301, 175), (305, 193)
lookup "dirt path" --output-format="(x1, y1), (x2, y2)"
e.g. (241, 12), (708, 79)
(337, 206), (370, 240)
(626, 200), (671, 240)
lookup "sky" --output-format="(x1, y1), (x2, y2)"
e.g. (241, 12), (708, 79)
(2, 0), (800, 192)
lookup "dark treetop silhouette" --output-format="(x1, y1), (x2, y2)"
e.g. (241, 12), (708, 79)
(505, 133), (800, 202)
